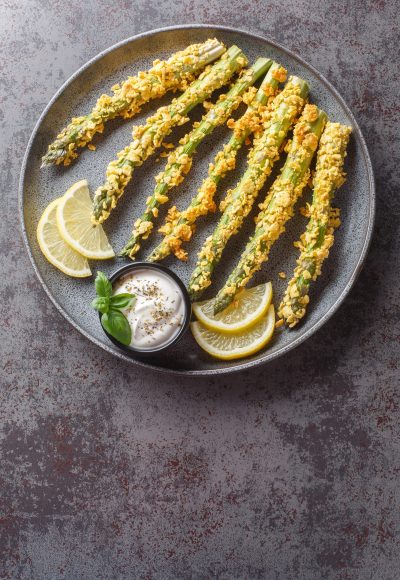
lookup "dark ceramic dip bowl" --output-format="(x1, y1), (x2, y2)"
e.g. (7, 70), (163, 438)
(100, 262), (192, 356)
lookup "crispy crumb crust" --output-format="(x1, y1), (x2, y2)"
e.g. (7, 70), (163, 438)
(91, 46), (247, 225)
(147, 65), (287, 262)
(212, 105), (327, 313)
(188, 78), (308, 300)
(41, 39), (226, 167)
(121, 60), (276, 258)
(278, 122), (352, 327)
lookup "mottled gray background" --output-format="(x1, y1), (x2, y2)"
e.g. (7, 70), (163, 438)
(1, 1), (399, 579)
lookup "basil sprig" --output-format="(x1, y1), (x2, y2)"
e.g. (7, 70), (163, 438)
(91, 272), (136, 346)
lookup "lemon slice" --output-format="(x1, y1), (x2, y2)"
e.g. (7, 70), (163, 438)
(56, 180), (115, 260)
(191, 305), (275, 360)
(37, 198), (91, 277)
(193, 282), (272, 333)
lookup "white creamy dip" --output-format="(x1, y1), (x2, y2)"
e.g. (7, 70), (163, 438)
(113, 268), (186, 349)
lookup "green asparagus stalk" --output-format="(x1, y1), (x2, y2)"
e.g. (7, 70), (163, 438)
(41, 39), (226, 167)
(188, 77), (309, 301)
(278, 122), (351, 327)
(92, 45), (247, 225)
(120, 57), (273, 258)
(213, 105), (327, 314)
(147, 62), (287, 262)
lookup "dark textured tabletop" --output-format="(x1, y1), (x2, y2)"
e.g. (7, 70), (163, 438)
(1, 1), (399, 579)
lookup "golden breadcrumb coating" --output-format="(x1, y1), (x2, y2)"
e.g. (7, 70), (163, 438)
(42, 39), (226, 167)
(278, 122), (352, 327)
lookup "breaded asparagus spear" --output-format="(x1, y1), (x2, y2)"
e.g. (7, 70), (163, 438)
(147, 62), (287, 262)
(213, 105), (327, 314)
(278, 122), (351, 327)
(41, 39), (226, 167)
(92, 45), (247, 224)
(188, 77), (309, 301)
(120, 57), (273, 259)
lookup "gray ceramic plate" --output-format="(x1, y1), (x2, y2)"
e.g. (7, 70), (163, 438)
(19, 25), (375, 375)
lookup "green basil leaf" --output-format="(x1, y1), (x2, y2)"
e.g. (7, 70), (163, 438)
(91, 296), (110, 314)
(110, 293), (136, 310)
(95, 271), (112, 298)
(101, 310), (132, 346)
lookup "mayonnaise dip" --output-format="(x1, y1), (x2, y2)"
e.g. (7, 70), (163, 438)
(113, 268), (186, 350)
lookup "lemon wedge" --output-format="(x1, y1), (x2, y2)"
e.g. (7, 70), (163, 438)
(193, 282), (272, 333)
(191, 305), (275, 360)
(56, 180), (114, 260)
(37, 198), (91, 277)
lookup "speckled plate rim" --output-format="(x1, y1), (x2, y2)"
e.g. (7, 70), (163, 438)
(19, 24), (375, 376)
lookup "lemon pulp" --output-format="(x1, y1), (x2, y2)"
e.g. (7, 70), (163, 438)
(191, 305), (275, 360)
(56, 180), (114, 260)
(193, 282), (272, 333)
(37, 198), (91, 277)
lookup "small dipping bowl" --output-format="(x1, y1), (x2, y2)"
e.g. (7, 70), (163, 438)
(100, 262), (191, 356)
